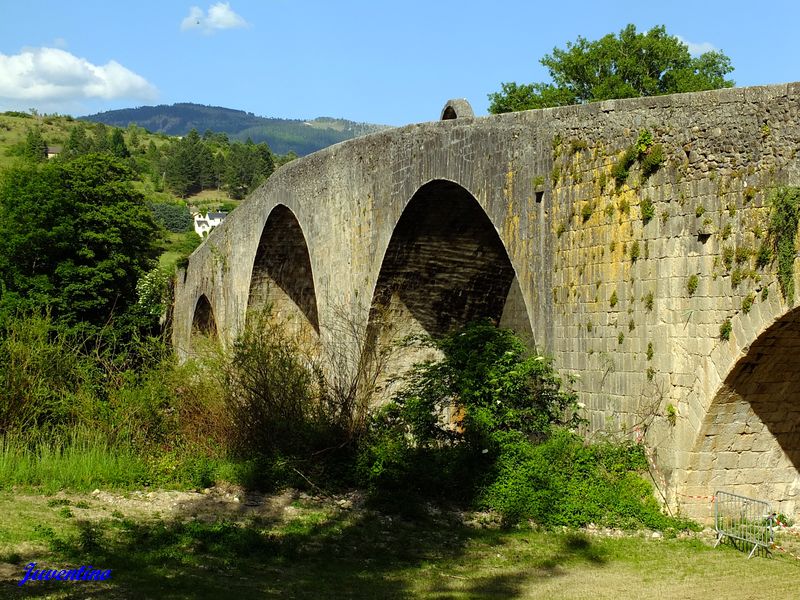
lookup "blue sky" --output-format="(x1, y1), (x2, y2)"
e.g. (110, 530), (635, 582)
(0, 0), (797, 126)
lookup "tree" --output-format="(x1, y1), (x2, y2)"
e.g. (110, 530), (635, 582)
(164, 129), (215, 197)
(109, 129), (130, 159)
(23, 127), (47, 162)
(0, 154), (160, 332)
(63, 124), (93, 159)
(488, 24), (734, 113)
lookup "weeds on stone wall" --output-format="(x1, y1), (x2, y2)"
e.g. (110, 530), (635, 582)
(742, 293), (755, 314)
(581, 202), (593, 222)
(720, 319), (732, 341)
(687, 275), (699, 296)
(643, 291), (654, 311)
(767, 187), (800, 304)
(611, 130), (664, 187)
(640, 196), (655, 225)
(630, 241), (640, 262)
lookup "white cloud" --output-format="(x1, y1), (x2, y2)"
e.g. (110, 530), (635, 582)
(0, 47), (157, 104)
(677, 35), (718, 56)
(181, 3), (249, 33)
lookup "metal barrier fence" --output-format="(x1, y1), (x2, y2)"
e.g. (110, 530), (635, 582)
(714, 490), (774, 558)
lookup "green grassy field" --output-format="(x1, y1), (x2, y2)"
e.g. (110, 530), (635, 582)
(1, 489), (798, 599)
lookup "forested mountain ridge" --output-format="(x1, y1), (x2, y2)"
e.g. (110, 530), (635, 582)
(81, 103), (391, 156)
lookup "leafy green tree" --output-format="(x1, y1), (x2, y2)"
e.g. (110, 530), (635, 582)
(150, 202), (193, 232)
(0, 154), (160, 332)
(488, 24), (734, 113)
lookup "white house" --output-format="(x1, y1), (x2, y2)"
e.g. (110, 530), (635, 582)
(193, 211), (227, 237)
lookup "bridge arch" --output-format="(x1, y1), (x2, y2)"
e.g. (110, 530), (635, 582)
(191, 293), (218, 339)
(685, 301), (800, 515)
(246, 203), (319, 339)
(365, 179), (534, 395)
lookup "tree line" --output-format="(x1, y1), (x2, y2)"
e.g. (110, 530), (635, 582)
(20, 120), (294, 200)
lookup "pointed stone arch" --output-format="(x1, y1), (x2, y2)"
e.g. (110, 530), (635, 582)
(246, 204), (319, 337)
(686, 306), (800, 516)
(191, 293), (217, 337)
(365, 179), (535, 396)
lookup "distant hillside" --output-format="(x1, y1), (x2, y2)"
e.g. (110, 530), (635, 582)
(80, 103), (390, 156)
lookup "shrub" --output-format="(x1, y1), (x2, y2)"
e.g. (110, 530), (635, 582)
(222, 308), (330, 458)
(734, 246), (751, 265)
(358, 320), (583, 506)
(742, 293), (755, 314)
(480, 429), (692, 529)
(569, 139), (588, 154)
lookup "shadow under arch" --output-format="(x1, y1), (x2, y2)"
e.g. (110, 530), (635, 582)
(246, 204), (320, 336)
(364, 179), (535, 398)
(686, 307), (800, 516)
(192, 294), (217, 336)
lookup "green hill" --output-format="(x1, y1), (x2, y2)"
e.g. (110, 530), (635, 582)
(80, 103), (390, 156)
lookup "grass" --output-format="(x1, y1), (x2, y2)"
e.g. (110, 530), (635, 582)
(1, 490), (799, 599)
(156, 230), (203, 271)
(0, 436), (149, 494)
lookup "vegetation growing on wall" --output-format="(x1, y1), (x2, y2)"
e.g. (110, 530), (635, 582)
(720, 319), (732, 341)
(611, 130), (664, 187)
(687, 275), (699, 296)
(640, 196), (655, 224)
(767, 187), (800, 304)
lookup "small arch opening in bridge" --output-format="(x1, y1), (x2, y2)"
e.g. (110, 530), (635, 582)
(686, 308), (800, 517)
(192, 294), (217, 337)
(247, 204), (320, 338)
(366, 180), (535, 397)
(439, 99), (474, 121)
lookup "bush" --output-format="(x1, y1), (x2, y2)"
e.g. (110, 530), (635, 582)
(357, 320), (690, 530)
(358, 320), (583, 506)
(221, 309), (323, 458)
(481, 429), (687, 529)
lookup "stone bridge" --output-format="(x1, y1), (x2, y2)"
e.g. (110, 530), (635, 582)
(174, 83), (800, 518)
